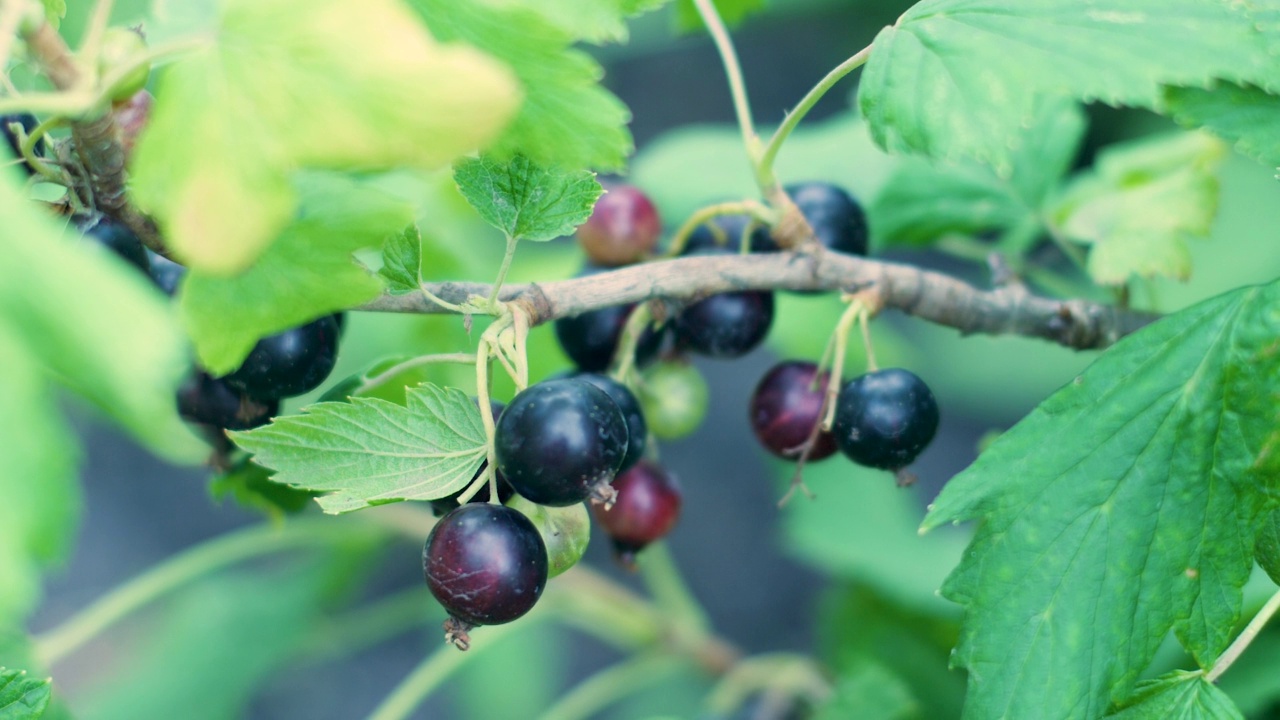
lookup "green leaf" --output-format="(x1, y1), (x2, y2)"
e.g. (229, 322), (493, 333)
(453, 154), (603, 241)
(858, 0), (1271, 171)
(39, 0), (64, 28)
(0, 668), (49, 720)
(208, 459), (316, 522)
(1107, 671), (1243, 720)
(1051, 132), (1227, 286)
(131, 0), (520, 274)
(1254, 506), (1280, 585)
(1165, 83), (1280, 169)
(232, 384), (487, 514)
(481, 0), (670, 43)
(674, 0), (765, 31)
(378, 226), (423, 295)
(922, 281), (1280, 719)
(318, 355), (443, 406)
(410, 0), (633, 171)
(179, 173), (411, 374)
(813, 660), (918, 720)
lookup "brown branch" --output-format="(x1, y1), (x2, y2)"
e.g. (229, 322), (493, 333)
(361, 249), (1159, 351)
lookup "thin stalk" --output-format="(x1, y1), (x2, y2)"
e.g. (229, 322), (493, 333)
(0, 0), (26, 75)
(34, 520), (371, 666)
(760, 44), (873, 180)
(77, 0), (116, 62)
(302, 587), (436, 661)
(354, 353), (476, 395)
(821, 298), (865, 430)
(11, 119), (62, 183)
(488, 234), (519, 305)
(691, 0), (760, 163)
(609, 302), (653, 383)
(1207, 587), (1280, 683)
(663, 200), (774, 257)
(534, 654), (684, 720)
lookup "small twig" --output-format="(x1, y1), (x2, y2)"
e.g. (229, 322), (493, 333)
(353, 353), (476, 396)
(691, 0), (761, 165)
(1206, 587), (1280, 683)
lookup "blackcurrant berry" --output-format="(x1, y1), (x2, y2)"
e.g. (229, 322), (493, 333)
(507, 495), (590, 578)
(1, 113), (41, 176)
(573, 373), (648, 473)
(672, 266), (774, 359)
(554, 269), (665, 372)
(638, 360), (709, 440)
(682, 213), (776, 254)
(176, 371), (277, 431)
(495, 378), (629, 507)
(577, 184), (662, 267)
(785, 181), (869, 256)
(145, 249), (185, 296)
(423, 504), (548, 650)
(749, 361), (837, 462)
(223, 315), (340, 400)
(833, 368), (939, 470)
(592, 460), (681, 568)
(74, 215), (150, 273)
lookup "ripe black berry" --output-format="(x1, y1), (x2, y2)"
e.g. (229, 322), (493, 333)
(554, 268), (665, 372)
(833, 368), (939, 470)
(577, 184), (662, 266)
(145, 250), (185, 296)
(574, 373), (647, 473)
(1, 113), (41, 175)
(592, 460), (682, 568)
(423, 504), (548, 650)
(74, 215), (150, 273)
(785, 181), (869, 256)
(176, 371), (277, 431)
(672, 263), (775, 359)
(223, 315), (340, 400)
(749, 361), (837, 461)
(495, 378), (629, 507)
(683, 213), (775, 254)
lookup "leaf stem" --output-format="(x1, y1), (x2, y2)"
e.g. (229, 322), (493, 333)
(759, 43), (873, 181)
(609, 302), (653, 383)
(488, 234), (519, 306)
(533, 654), (684, 720)
(77, 0), (115, 63)
(691, 0), (761, 168)
(33, 520), (375, 666)
(1206, 587), (1280, 683)
(354, 353), (476, 396)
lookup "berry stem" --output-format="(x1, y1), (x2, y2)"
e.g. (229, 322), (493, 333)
(820, 298), (865, 431)
(353, 353), (476, 396)
(488, 233), (520, 306)
(533, 653), (684, 720)
(691, 0), (762, 175)
(758, 43), (873, 183)
(609, 301), (653, 383)
(9, 118), (62, 183)
(704, 652), (833, 717)
(1206, 587), (1280, 683)
(663, 199), (775, 257)
(78, 0), (115, 62)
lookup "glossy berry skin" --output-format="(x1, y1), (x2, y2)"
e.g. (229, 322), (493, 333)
(74, 215), (151, 273)
(423, 504), (548, 630)
(574, 373), (647, 473)
(145, 250), (186, 296)
(833, 368), (939, 470)
(495, 379), (629, 507)
(554, 301), (664, 372)
(1, 113), (41, 175)
(176, 371), (277, 431)
(673, 285), (774, 359)
(683, 213), (776, 254)
(786, 182), (869, 256)
(223, 315), (340, 400)
(592, 460), (682, 567)
(577, 184), (662, 266)
(749, 361), (837, 461)
(638, 361), (709, 440)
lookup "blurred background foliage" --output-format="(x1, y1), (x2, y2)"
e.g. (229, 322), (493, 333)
(20, 0), (1280, 718)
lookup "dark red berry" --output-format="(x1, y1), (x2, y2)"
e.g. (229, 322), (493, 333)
(495, 378), (629, 507)
(573, 373), (647, 473)
(145, 250), (185, 296)
(1, 113), (41, 176)
(592, 460), (682, 568)
(74, 215), (150, 273)
(176, 371), (277, 431)
(833, 368), (939, 470)
(683, 213), (776, 254)
(672, 269), (774, 359)
(785, 181), (869, 256)
(749, 361), (837, 461)
(577, 184), (662, 266)
(423, 504), (548, 650)
(223, 315), (340, 400)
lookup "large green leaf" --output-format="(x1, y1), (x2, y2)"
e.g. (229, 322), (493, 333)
(453, 154), (602, 241)
(410, 0), (633, 171)
(1107, 672), (1242, 720)
(859, 0), (1271, 171)
(1051, 132), (1226, 286)
(923, 280), (1280, 719)
(0, 667), (49, 720)
(179, 173), (413, 374)
(132, 0), (520, 273)
(232, 384), (487, 513)
(483, 0), (670, 43)
(1165, 83), (1280, 169)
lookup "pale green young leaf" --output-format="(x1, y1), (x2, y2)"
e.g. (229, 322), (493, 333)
(859, 0), (1270, 171)
(675, 0), (765, 31)
(39, 0), (64, 27)
(379, 226), (423, 295)
(318, 355), (443, 406)
(132, 0), (520, 274)
(411, 0), (632, 171)
(1051, 132), (1226, 285)
(179, 173), (411, 374)
(480, 0), (672, 43)
(454, 154), (603, 241)
(922, 281), (1280, 719)
(232, 384), (487, 513)
(1165, 84), (1280, 169)
(0, 667), (50, 719)
(1107, 672), (1243, 720)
